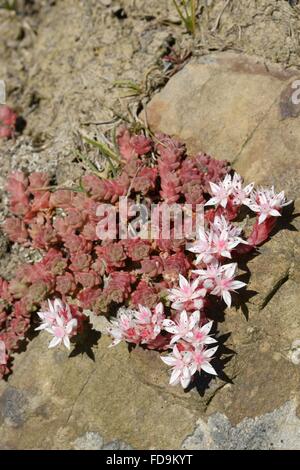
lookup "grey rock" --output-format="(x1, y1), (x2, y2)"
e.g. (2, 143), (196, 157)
(182, 400), (300, 450)
(73, 432), (104, 450)
(73, 431), (133, 450)
(0, 387), (29, 428)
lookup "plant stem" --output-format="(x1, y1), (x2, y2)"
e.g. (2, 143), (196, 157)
(83, 136), (120, 163)
(172, 0), (186, 25)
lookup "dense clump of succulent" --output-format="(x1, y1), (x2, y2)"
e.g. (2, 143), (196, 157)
(0, 128), (292, 384)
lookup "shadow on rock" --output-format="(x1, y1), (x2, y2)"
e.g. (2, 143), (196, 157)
(69, 321), (101, 362)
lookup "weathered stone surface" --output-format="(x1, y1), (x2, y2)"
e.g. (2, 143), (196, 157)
(1, 52), (300, 449)
(182, 400), (300, 450)
(146, 52), (300, 176)
(0, 334), (200, 450)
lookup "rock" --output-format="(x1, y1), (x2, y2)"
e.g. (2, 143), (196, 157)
(73, 431), (132, 450)
(145, 52), (300, 190)
(0, 334), (199, 449)
(182, 400), (300, 450)
(73, 432), (104, 450)
(1, 52), (300, 449)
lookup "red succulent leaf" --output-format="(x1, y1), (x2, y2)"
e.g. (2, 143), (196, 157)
(49, 190), (74, 209)
(131, 281), (159, 308)
(3, 217), (29, 243)
(74, 270), (100, 289)
(78, 287), (102, 309)
(69, 253), (92, 273)
(6, 172), (30, 216)
(56, 272), (76, 296)
(125, 239), (151, 261)
(0, 105), (17, 139)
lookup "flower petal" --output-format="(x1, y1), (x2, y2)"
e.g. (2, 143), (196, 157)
(222, 290), (232, 308)
(48, 336), (61, 349)
(201, 361), (218, 375)
(200, 321), (213, 335)
(170, 368), (181, 385)
(161, 356), (177, 366)
(63, 335), (71, 350)
(205, 346), (218, 358)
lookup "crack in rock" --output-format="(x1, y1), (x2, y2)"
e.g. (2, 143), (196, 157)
(260, 270), (290, 310)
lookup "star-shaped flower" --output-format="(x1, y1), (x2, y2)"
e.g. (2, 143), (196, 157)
(244, 186), (292, 224)
(161, 345), (194, 389)
(163, 310), (200, 344)
(167, 275), (206, 311)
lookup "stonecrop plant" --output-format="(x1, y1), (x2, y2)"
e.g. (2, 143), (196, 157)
(0, 126), (292, 389)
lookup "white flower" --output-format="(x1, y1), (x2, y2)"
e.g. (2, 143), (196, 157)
(151, 302), (165, 335)
(163, 310), (200, 344)
(210, 263), (246, 308)
(185, 321), (218, 347)
(36, 299), (78, 350)
(161, 345), (194, 389)
(134, 305), (152, 324)
(212, 215), (244, 239)
(205, 174), (233, 208)
(135, 303), (165, 337)
(186, 227), (214, 265)
(35, 298), (62, 331)
(48, 316), (78, 350)
(231, 173), (254, 206)
(205, 173), (254, 209)
(190, 345), (218, 376)
(167, 275), (206, 311)
(188, 215), (247, 266)
(211, 229), (242, 259)
(107, 311), (135, 347)
(107, 303), (166, 347)
(244, 186), (292, 224)
(192, 261), (225, 290)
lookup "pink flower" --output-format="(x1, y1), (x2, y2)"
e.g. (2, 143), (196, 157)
(163, 310), (200, 344)
(185, 321), (218, 347)
(107, 303), (166, 347)
(210, 229), (241, 259)
(35, 299), (60, 330)
(188, 216), (247, 265)
(205, 174), (233, 208)
(193, 261), (224, 289)
(210, 216), (248, 258)
(210, 263), (246, 308)
(107, 310), (136, 347)
(231, 173), (254, 206)
(135, 303), (165, 338)
(36, 299), (78, 350)
(190, 345), (218, 376)
(244, 186), (292, 224)
(134, 302), (165, 344)
(187, 226), (214, 265)
(167, 275), (206, 311)
(205, 173), (254, 209)
(0, 340), (7, 365)
(161, 345), (194, 388)
(212, 215), (243, 239)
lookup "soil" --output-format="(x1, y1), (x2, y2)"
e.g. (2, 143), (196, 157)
(0, 0), (300, 277)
